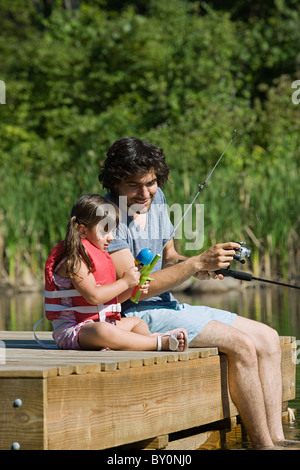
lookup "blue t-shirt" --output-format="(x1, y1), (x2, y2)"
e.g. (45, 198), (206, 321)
(106, 188), (178, 312)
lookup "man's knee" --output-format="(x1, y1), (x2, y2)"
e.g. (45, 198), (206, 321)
(256, 325), (281, 359)
(230, 332), (258, 368)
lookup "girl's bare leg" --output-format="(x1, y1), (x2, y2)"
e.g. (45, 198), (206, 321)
(78, 320), (186, 351)
(116, 316), (152, 336)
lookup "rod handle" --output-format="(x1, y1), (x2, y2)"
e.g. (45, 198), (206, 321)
(216, 268), (253, 281)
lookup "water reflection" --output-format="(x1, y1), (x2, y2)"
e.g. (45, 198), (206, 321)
(1, 285), (298, 335)
(0, 288), (49, 332)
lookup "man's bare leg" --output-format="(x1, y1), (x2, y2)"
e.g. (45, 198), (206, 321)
(189, 319), (275, 447)
(230, 316), (285, 443)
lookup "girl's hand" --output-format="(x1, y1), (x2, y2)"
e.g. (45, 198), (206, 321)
(122, 266), (141, 288)
(139, 280), (150, 295)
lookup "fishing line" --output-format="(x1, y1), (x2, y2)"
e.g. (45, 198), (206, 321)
(161, 129), (237, 254)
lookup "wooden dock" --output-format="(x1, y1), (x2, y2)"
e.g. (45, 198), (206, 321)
(0, 331), (296, 450)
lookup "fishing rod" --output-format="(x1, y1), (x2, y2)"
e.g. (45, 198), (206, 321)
(130, 129), (238, 303)
(161, 129), (237, 254)
(216, 243), (300, 290)
(216, 268), (300, 290)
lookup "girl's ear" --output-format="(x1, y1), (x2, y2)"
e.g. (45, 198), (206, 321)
(78, 224), (87, 238)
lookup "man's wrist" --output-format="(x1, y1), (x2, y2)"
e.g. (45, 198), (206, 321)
(187, 255), (204, 274)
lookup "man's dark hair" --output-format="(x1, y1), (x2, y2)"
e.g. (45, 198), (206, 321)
(99, 137), (170, 195)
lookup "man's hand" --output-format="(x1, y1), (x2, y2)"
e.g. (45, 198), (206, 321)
(192, 242), (240, 280)
(194, 271), (220, 280)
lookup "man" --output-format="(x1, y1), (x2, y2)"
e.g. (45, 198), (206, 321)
(98, 136), (288, 448)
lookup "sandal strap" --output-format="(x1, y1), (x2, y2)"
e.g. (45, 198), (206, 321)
(156, 333), (180, 351)
(168, 333), (180, 351)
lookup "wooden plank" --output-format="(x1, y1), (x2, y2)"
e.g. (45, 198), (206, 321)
(280, 336), (296, 344)
(281, 341), (296, 401)
(0, 331), (53, 340)
(165, 429), (220, 450)
(117, 434), (169, 450)
(117, 418), (238, 450)
(0, 331), (221, 377)
(0, 377), (46, 450)
(0, 365), (59, 378)
(45, 355), (237, 450)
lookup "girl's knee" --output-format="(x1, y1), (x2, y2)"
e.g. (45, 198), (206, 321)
(95, 321), (112, 339)
(125, 317), (150, 335)
(78, 321), (113, 349)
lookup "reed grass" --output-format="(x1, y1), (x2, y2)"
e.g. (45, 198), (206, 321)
(0, 137), (299, 287)
(165, 146), (300, 284)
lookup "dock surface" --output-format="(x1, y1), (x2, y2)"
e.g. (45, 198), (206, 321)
(0, 331), (296, 450)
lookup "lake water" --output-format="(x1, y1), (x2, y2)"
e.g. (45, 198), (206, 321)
(1, 284), (299, 447)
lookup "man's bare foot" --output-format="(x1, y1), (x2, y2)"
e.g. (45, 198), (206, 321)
(273, 440), (300, 448)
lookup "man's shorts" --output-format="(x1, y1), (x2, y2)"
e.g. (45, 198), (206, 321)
(124, 302), (237, 343)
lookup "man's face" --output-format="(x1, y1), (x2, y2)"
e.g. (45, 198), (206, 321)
(115, 170), (158, 215)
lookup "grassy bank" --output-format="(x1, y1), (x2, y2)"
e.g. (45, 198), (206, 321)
(1, 135), (299, 288)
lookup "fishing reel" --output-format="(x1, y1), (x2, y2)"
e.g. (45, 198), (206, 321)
(217, 241), (299, 289)
(215, 241), (251, 278)
(233, 242), (251, 264)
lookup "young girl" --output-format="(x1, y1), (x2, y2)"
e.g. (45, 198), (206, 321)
(44, 194), (188, 351)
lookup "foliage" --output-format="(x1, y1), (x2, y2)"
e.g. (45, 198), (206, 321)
(0, 0), (299, 285)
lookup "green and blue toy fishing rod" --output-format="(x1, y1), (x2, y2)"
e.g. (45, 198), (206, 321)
(130, 248), (161, 304)
(130, 130), (237, 303)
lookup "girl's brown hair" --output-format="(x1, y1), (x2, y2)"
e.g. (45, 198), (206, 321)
(64, 194), (119, 278)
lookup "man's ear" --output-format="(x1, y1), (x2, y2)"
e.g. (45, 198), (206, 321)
(78, 224), (87, 238)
